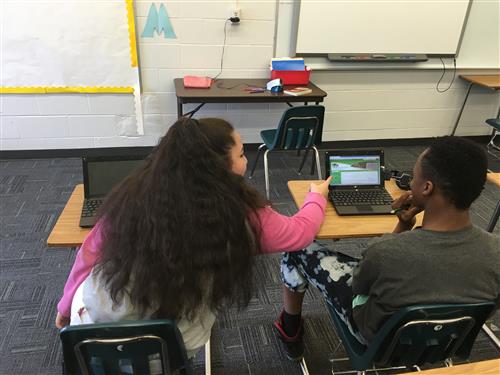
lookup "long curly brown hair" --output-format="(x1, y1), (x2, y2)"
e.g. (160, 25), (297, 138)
(95, 117), (267, 320)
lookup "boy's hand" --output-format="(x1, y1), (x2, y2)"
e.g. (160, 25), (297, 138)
(55, 312), (70, 329)
(310, 176), (333, 199)
(392, 192), (423, 232)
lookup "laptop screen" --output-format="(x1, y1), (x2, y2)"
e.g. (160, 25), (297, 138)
(86, 158), (146, 197)
(329, 155), (381, 186)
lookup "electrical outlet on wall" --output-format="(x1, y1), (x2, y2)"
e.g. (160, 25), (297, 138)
(229, 8), (241, 23)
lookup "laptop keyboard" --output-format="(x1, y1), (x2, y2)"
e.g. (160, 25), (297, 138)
(81, 199), (104, 217)
(330, 190), (393, 206)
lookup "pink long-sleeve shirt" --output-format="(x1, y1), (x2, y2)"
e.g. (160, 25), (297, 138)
(57, 192), (326, 317)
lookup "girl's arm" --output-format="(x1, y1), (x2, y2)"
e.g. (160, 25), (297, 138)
(255, 191), (327, 253)
(56, 221), (105, 318)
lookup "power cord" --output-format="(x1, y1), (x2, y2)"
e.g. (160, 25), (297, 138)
(436, 57), (456, 93)
(211, 19), (230, 81)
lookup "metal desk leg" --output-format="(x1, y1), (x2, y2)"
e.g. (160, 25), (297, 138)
(451, 82), (473, 136)
(177, 100), (183, 119)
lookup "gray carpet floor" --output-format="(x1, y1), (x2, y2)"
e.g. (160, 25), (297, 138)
(1, 144), (499, 374)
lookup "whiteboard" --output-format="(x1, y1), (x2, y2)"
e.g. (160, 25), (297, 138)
(1, 0), (138, 88)
(296, 0), (471, 55)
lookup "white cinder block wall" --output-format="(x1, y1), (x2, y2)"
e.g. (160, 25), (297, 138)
(1, 0), (498, 151)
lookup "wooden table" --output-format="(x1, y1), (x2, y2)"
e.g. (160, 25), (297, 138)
(451, 75), (500, 136)
(288, 180), (423, 239)
(47, 185), (90, 247)
(48, 175), (495, 246)
(397, 359), (500, 375)
(487, 172), (500, 188)
(174, 78), (327, 118)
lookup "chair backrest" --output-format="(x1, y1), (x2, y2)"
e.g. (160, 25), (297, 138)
(269, 105), (325, 150)
(327, 301), (495, 370)
(60, 320), (192, 375)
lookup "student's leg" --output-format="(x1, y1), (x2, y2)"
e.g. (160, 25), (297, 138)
(279, 242), (365, 343)
(274, 251), (310, 360)
(283, 285), (305, 315)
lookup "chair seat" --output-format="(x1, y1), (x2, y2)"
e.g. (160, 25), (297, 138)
(260, 129), (277, 149)
(486, 118), (500, 131)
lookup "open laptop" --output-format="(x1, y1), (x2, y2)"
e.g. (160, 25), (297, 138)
(79, 155), (147, 227)
(325, 150), (394, 216)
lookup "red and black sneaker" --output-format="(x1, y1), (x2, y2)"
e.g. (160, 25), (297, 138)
(273, 310), (304, 361)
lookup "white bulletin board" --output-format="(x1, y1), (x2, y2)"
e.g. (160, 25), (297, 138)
(0, 0), (143, 131)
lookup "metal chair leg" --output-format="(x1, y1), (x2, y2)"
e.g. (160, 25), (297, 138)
(264, 150), (269, 199)
(300, 358), (310, 375)
(487, 129), (500, 152)
(264, 149), (270, 199)
(482, 323), (500, 349)
(204, 339), (211, 375)
(487, 201), (500, 233)
(249, 144), (266, 178)
(313, 146), (322, 179)
(297, 149), (310, 175)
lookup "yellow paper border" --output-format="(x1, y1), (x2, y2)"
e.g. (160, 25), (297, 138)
(126, 0), (138, 67)
(0, 87), (134, 94)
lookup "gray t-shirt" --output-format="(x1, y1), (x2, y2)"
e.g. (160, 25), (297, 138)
(352, 225), (500, 341)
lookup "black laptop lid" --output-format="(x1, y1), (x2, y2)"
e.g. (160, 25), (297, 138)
(325, 150), (385, 190)
(82, 155), (147, 199)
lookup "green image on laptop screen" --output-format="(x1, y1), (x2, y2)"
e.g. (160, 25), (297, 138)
(329, 155), (381, 186)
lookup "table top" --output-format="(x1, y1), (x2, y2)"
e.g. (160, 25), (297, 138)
(174, 78), (327, 104)
(397, 359), (500, 375)
(47, 184), (90, 247)
(49, 178), (429, 247)
(460, 75), (500, 89)
(288, 180), (424, 239)
(487, 172), (500, 188)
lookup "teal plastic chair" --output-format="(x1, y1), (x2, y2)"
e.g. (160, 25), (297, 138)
(249, 105), (325, 199)
(60, 320), (193, 375)
(326, 302), (495, 374)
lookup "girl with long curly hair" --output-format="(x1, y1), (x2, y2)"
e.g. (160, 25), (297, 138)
(55, 117), (330, 356)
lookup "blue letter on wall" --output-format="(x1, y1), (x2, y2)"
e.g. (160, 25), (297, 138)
(142, 3), (176, 39)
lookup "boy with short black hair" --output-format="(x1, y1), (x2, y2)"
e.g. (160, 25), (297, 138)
(275, 136), (500, 361)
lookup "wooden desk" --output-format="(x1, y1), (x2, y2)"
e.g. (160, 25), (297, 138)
(47, 185), (90, 247)
(451, 75), (500, 136)
(487, 172), (500, 188)
(397, 359), (500, 375)
(174, 78), (327, 118)
(288, 180), (423, 239)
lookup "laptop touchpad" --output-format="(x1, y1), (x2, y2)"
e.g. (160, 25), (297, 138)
(356, 205), (373, 213)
